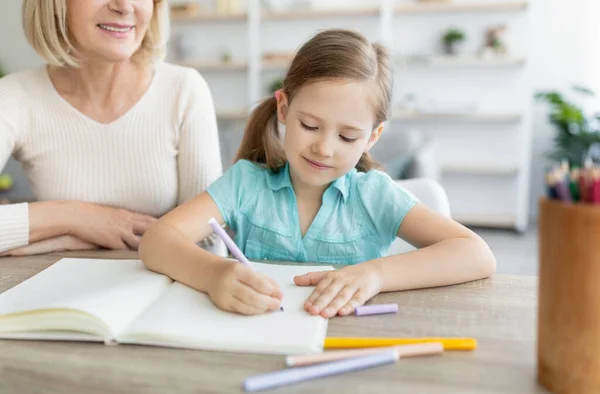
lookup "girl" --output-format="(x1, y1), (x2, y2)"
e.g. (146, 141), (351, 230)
(139, 29), (496, 318)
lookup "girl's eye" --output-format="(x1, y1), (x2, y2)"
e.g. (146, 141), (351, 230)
(300, 120), (318, 131)
(340, 135), (358, 143)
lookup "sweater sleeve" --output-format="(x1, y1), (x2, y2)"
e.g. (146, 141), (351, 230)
(0, 75), (29, 252)
(0, 203), (29, 252)
(176, 69), (223, 204)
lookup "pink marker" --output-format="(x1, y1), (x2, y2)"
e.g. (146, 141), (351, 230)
(286, 342), (443, 367)
(355, 303), (398, 316)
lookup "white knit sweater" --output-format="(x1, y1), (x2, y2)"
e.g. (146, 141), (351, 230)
(0, 62), (223, 252)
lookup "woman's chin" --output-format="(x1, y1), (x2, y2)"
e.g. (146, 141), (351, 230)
(84, 48), (141, 64)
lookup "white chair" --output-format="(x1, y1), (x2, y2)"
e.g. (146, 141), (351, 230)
(388, 178), (452, 255)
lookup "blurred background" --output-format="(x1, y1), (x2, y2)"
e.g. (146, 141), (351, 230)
(1, 0), (599, 274)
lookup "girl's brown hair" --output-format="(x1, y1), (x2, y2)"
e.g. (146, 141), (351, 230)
(235, 29), (392, 172)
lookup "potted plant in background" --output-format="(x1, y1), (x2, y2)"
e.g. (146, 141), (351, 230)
(441, 28), (465, 55)
(535, 86), (600, 167)
(0, 172), (12, 205)
(268, 78), (283, 95)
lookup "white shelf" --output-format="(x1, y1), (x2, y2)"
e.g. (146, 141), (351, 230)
(216, 110), (248, 120)
(177, 60), (248, 72)
(172, 8), (379, 23)
(170, 1), (528, 22)
(396, 1), (528, 14)
(170, 12), (247, 22)
(392, 111), (522, 123)
(170, 2), (528, 21)
(261, 59), (291, 71)
(453, 214), (516, 228)
(262, 7), (380, 20)
(399, 55), (526, 69)
(442, 164), (520, 176)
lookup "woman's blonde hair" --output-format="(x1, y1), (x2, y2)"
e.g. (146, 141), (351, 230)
(235, 29), (391, 172)
(22, 0), (169, 67)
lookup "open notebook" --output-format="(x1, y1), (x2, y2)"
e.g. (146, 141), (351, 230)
(0, 258), (333, 355)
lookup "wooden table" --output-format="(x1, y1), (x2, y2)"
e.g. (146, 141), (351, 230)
(0, 251), (549, 394)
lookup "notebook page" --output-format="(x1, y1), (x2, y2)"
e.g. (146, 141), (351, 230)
(0, 259), (172, 338)
(119, 263), (333, 355)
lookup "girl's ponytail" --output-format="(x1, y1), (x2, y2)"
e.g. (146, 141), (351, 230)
(234, 96), (286, 170)
(356, 152), (383, 172)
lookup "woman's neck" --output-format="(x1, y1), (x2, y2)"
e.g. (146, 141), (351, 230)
(49, 61), (149, 103)
(47, 60), (154, 124)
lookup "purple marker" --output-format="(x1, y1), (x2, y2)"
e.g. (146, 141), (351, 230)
(354, 303), (398, 316)
(209, 217), (253, 267)
(244, 349), (399, 392)
(208, 217), (284, 311)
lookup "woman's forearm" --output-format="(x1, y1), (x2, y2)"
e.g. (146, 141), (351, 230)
(0, 235), (97, 256)
(0, 201), (82, 253)
(139, 224), (225, 293)
(28, 201), (80, 242)
(371, 237), (496, 292)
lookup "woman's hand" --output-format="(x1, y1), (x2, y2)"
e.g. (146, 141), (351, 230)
(294, 263), (383, 318)
(70, 203), (157, 250)
(0, 235), (97, 256)
(206, 260), (283, 315)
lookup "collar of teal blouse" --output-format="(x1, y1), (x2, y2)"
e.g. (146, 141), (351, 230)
(266, 161), (354, 203)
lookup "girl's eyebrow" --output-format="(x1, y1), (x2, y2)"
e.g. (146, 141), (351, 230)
(297, 110), (364, 132)
(297, 110), (322, 121)
(340, 125), (365, 133)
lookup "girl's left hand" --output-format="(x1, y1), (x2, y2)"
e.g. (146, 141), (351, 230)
(294, 263), (383, 318)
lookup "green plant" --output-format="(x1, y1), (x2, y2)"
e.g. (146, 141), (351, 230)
(535, 85), (600, 166)
(442, 28), (465, 45)
(268, 78), (283, 94)
(220, 50), (232, 64)
(0, 174), (13, 191)
(0, 65), (5, 79)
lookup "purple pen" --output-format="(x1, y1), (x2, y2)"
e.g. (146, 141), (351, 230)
(209, 217), (253, 267)
(208, 218), (284, 311)
(244, 349), (399, 392)
(354, 303), (398, 316)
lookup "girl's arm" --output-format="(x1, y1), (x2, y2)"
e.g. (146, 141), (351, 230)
(296, 203), (495, 317)
(139, 192), (283, 315)
(139, 192), (226, 291)
(376, 202), (496, 291)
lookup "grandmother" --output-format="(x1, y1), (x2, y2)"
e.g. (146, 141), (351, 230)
(0, 0), (223, 255)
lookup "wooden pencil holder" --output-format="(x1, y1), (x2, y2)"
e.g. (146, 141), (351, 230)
(538, 198), (600, 394)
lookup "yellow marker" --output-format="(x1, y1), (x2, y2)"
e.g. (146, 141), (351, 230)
(324, 337), (477, 351)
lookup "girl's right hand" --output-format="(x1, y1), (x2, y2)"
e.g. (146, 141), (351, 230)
(69, 203), (157, 250)
(207, 260), (283, 315)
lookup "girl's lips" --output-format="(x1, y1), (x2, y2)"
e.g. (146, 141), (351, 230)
(303, 157), (331, 170)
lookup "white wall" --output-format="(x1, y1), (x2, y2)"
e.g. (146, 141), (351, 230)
(528, 0), (600, 218)
(0, 1), (42, 72)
